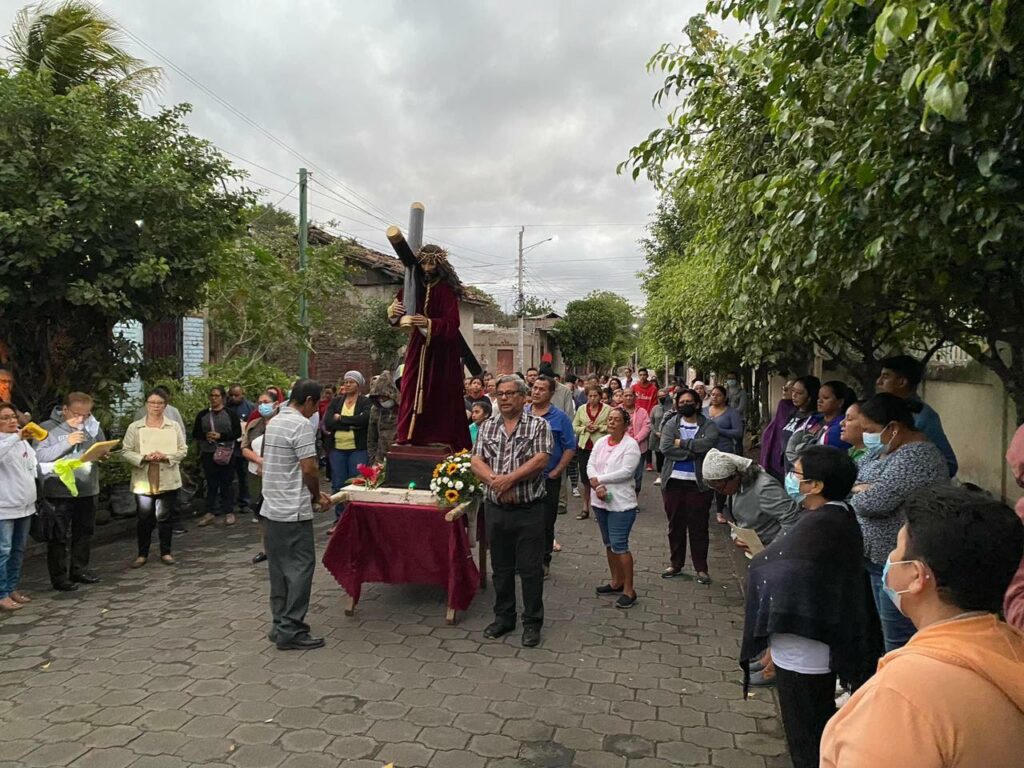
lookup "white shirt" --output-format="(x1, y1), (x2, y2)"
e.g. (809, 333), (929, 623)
(770, 633), (831, 675)
(587, 434), (641, 512)
(0, 434), (38, 519)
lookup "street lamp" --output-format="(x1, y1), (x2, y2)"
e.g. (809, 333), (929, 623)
(516, 229), (555, 372)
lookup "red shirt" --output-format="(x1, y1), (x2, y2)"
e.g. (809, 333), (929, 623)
(632, 381), (658, 415)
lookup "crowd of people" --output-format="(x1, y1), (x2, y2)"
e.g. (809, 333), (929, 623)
(1, 356), (1022, 766)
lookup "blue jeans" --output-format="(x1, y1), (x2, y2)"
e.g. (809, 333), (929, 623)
(865, 560), (916, 652)
(0, 516), (31, 599)
(594, 507), (638, 555)
(329, 448), (369, 517)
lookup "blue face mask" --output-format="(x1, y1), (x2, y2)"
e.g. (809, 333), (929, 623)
(863, 430), (883, 448)
(784, 472), (806, 504)
(258, 403), (275, 418)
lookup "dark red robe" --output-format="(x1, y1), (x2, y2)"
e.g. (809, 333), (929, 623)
(393, 280), (471, 452)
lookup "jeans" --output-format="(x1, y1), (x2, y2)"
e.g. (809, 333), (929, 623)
(136, 491), (176, 557)
(329, 448), (369, 517)
(201, 453), (235, 516)
(233, 454), (251, 510)
(662, 479), (712, 572)
(865, 560), (916, 651)
(46, 496), (96, 586)
(0, 516), (31, 599)
(594, 507), (637, 554)
(775, 666), (837, 768)
(542, 477), (561, 566)
(486, 498), (545, 629)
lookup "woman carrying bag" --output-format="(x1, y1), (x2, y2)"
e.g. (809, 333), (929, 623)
(123, 389), (188, 567)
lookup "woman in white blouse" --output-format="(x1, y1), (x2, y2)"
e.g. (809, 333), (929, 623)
(588, 407), (642, 609)
(0, 401), (38, 611)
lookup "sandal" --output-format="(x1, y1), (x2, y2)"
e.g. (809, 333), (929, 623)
(552, 540), (562, 553)
(10, 591), (31, 604)
(0, 596), (24, 611)
(160, 555), (175, 565)
(130, 556), (147, 569)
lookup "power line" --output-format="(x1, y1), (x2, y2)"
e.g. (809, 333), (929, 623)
(115, 20), (400, 225)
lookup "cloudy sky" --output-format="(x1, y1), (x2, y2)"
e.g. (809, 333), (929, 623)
(2, 0), (730, 311)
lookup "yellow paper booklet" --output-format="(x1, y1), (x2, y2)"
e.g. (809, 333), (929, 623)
(79, 439), (120, 463)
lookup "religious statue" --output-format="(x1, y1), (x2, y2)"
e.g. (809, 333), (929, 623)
(387, 242), (472, 452)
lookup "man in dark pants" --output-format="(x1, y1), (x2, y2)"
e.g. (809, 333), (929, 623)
(260, 379), (332, 651)
(525, 375), (576, 576)
(226, 383), (255, 513)
(36, 392), (106, 591)
(471, 374), (552, 648)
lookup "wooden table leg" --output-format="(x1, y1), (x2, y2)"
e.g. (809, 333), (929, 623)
(479, 542), (488, 590)
(445, 606), (456, 625)
(344, 595), (356, 616)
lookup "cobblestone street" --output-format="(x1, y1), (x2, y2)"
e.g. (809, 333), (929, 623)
(1, 480), (789, 768)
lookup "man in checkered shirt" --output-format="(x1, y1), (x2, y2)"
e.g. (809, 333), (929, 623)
(471, 374), (552, 648)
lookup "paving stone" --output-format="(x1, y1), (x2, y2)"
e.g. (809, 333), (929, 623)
(3, 477), (787, 768)
(68, 747), (136, 768)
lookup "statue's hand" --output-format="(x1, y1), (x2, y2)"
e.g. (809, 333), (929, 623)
(408, 314), (429, 328)
(388, 299), (405, 319)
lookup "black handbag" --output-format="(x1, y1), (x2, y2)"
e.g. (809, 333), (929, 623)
(29, 491), (67, 543)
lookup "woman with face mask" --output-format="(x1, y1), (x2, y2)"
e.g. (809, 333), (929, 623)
(658, 389), (719, 584)
(241, 389), (280, 564)
(741, 446), (869, 768)
(851, 393), (948, 652)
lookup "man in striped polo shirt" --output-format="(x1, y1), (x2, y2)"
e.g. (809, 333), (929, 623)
(261, 379), (332, 651)
(471, 374), (552, 648)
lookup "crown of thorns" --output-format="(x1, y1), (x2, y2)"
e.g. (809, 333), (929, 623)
(416, 244), (450, 266)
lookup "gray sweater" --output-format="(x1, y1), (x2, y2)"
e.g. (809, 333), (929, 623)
(658, 414), (719, 491)
(729, 469), (801, 546)
(851, 441), (949, 563)
(36, 412), (107, 499)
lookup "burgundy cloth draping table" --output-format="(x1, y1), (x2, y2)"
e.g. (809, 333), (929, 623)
(322, 501), (480, 612)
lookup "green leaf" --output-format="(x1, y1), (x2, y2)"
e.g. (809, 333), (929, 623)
(977, 149), (1000, 178)
(900, 64), (921, 93)
(767, 0), (781, 22)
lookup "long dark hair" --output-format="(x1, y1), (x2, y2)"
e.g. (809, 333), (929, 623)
(418, 244), (463, 296)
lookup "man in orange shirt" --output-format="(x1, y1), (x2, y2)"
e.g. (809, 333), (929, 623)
(820, 485), (1024, 767)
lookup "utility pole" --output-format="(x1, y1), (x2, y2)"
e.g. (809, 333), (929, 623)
(298, 168), (309, 378)
(517, 226), (525, 373)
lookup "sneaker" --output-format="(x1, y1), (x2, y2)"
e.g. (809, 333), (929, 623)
(173, 526), (187, 535)
(197, 513), (215, 527)
(645, 464), (654, 472)
(615, 593), (638, 609)
(595, 584), (624, 595)
(653, 477), (661, 486)
(225, 513), (237, 526)
(571, 486), (581, 498)
(695, 572), (712, 585)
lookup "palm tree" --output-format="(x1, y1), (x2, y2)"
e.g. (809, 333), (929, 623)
(5, 0), (161, 96)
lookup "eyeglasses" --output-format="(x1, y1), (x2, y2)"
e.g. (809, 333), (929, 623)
(496, 391), (521, 399)
(0, 412), (17, 421)
(146, 400), (167, 407)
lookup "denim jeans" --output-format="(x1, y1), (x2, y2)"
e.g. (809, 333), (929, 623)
(865, 560), (916, 652)
(0, 516), (31, 599)
(329, 448), (369, 518)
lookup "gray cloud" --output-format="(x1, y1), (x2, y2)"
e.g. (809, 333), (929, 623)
(2, 0), (716, 310)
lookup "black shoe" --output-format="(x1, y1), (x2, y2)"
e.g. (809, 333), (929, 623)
(276, 635), (325, 651)
(70, 573), (100, 584)
(522, 626), (541, 648)
(615, 593), (638, 609)
(52, 582), (79, 592)
(483, 621), (516, 639)
(266, 631), (278, 643)
(696, 572), (712, 585)
(251, 551), (267, 564)
(596, 584), (624, 595)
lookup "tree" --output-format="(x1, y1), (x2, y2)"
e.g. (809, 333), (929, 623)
(519, 295), (555, 318)
(349, 297), (405, 369)
(474, 292), (553, 326)
(206, 206), (349, 374)
(0, 71), (250, 415)
(625, 5), (1024, 414)
(6, 0), (161, 96)
(555, 291), (635, 369)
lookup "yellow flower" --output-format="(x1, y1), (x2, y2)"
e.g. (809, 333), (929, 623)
(445, 489), (459, 503)
(446, 464), (458, 476)
(432, 467), (440, 478)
